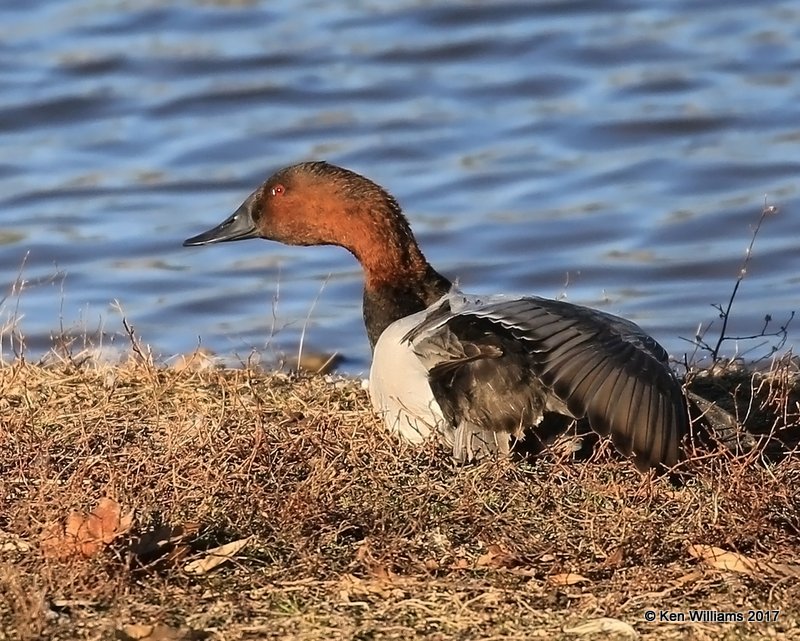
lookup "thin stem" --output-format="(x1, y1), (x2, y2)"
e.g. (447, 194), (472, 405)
(710, 202), (778, 362)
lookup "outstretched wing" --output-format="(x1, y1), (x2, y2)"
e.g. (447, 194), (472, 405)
(407, 296), (688, 470)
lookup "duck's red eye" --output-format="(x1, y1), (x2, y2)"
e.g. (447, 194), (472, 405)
(271, 184), (285, 197)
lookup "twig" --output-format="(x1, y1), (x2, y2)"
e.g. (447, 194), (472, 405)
(1, 252), (31, 362)
(709, 201), (778, 362)
(296, 275), (331, 373)
(112, 300), (151, 366)
(682, 200), (790, 365)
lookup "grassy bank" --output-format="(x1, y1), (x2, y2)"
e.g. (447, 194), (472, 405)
(1, 352), (799, 641)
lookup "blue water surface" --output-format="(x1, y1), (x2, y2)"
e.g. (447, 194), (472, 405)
(1, 0), (798, 371)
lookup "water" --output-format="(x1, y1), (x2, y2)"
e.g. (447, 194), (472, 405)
(1, 0), (798, 373)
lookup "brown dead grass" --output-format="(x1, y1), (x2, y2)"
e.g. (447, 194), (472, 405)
(1, 351), (799, 641)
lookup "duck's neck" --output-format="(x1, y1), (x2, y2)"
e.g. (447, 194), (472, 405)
(344, 201), (451, 350)
(362, 262), (452, 350)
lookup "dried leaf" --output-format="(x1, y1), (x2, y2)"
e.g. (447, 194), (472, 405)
(335, 573), (397, 601)
(476, 544), (518, 569)
(115, 623), (208, 641)
(688, 544), (800, 579)
(549, 572), (590, 586)
(184, 537), (250, 575)
(117, 623), (154, 640)
(602, 546), (625, 568)
(687, 544), (757, 574)
(90, 498), (134, 545)
(564, 617), (638, 638)
(41, 498), (133, 559)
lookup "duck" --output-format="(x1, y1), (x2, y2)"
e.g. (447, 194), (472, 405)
(184, 161), (689, 471)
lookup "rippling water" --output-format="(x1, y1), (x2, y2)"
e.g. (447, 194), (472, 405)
(1, 0), (798, 372)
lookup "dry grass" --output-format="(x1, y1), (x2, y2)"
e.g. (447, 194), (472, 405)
(1, 349), (799, 641)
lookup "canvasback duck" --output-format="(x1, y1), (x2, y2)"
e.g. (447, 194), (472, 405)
(184, 161), (689, 471)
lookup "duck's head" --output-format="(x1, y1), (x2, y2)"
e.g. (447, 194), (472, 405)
(184, 161), (453, 345)
(183, 161), (410, 252)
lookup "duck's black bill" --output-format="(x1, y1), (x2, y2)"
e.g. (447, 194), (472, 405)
(183, 195), (259, 246)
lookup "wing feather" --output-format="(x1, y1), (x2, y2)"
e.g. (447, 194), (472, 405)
(543, 352), (609, 417)
(629, 376), (654, 465)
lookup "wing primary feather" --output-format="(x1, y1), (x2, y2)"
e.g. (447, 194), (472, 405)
(553, 354), (610, 416)
(543, 353), (608, 416)
(632, 380), (654, 465)
(545, 347), (606, 387)
(610, 372), (637, 444)
(567, 358), (618, 416)
(597, 365), (632, 437)
(663, 384), (685, 467)
(624, 368), (645, 454)
(586, 369), (624, 440)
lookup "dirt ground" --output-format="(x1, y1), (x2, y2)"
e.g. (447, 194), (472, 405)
(1, 350), (799, 641)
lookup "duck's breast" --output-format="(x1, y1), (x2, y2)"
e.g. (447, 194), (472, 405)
(368, 308), (448, 445)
